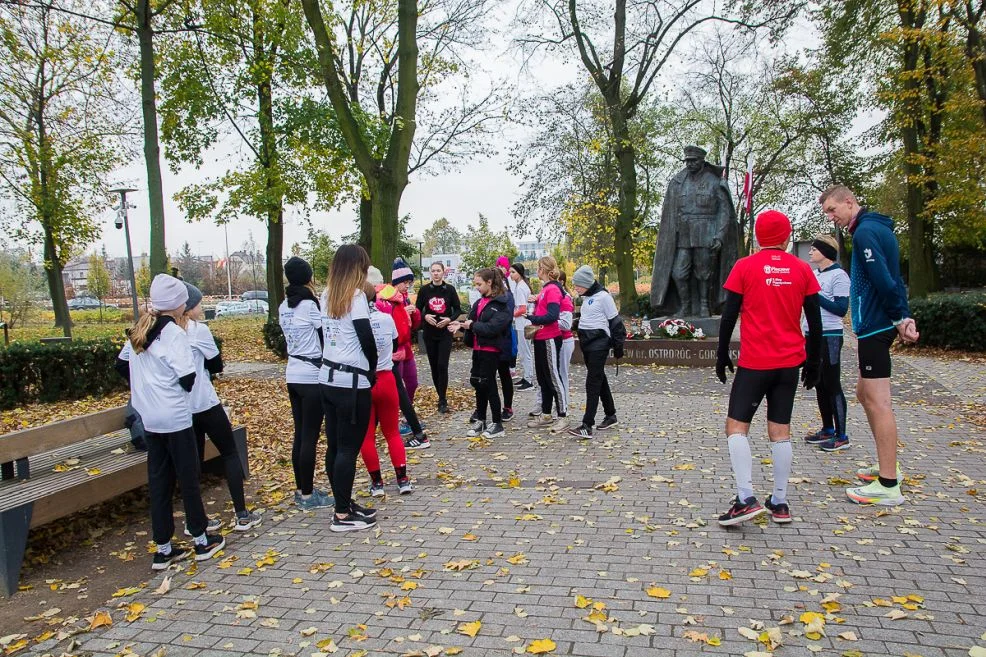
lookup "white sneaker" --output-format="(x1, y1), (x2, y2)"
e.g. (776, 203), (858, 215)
(527, 414), (554, 429)
(466, 420), (485, 437)
(549, 417), (570, 433)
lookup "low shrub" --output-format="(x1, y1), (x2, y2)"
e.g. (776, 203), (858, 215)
(908, 291), (986, 352)
(262, 318), (287, 359)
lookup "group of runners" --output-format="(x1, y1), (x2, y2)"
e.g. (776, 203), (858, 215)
(118, 182), (918, 568)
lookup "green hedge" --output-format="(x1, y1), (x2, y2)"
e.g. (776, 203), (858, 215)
(0, 338), (127, 410)
(908, 291), (986, 351)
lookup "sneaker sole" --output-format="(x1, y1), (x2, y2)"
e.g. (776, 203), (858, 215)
(234, 519), (262, 532)
(483, 432), (505, 438)
(151, 553), (187, 570)
(408, 443), (431, 449)
(194, 538), (226, 561)
(331, 521), (376, 532)
(820, 443), (850, 452)
(370, 490), (386, 497)
(769, 512), (793, 524)
(596, 422), (619, 431)
(846, 491), (905, 506)
(718, 507), (766, 526)
(399, 487), (413, 495)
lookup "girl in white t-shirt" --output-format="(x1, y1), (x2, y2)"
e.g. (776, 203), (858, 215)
(319, 245), (380, 532)
(115, 274), (224, 570)
(280, 256), (334, 511)
(509, 263), (535, 390)
(178, 283), (261, 532)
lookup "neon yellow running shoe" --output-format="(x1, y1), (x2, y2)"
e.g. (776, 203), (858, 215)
(846, 480), (905, 506)
(856, 463), (903, 482)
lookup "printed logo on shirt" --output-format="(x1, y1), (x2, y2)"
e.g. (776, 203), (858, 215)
(429, 297), (447, 314)
(765, 277), (793, 287)
(587, 299), (594, 305)
(762, 265), (791, 275)
(864, 248), (874, 262)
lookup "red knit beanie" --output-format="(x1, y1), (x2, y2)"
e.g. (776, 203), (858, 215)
(755, 210), (792, 247)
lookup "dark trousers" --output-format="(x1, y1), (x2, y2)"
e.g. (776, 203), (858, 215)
(321, 385), (372, 514)
(814, 335), (847, 436)
(146, 427), (209, 544)
(533, 338), (559, 415)
(423, 335), (453, 404)
(582, 349), (616, 427)
(471, 350), (502, 424)
(393, 363), (423, 434)
(287, 382), (324, 495)
(497, 360), (514, 410)
(192, 403), (247, 514)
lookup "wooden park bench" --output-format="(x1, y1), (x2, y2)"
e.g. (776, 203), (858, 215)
(0, 407), (248, 596)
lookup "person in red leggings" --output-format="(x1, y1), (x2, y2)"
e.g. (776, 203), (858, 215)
(359, 283), (413, 496)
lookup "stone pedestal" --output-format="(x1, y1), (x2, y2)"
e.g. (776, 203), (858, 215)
(571, 338), (739, 367)
(650, 316), (724, 338)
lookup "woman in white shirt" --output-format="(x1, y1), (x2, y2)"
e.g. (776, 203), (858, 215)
(115, 275), (223, 570)
(279, 257), (333, 511)
(509, 263), (535, 391)
(319, 245), (380, 532)
(179, 283), (261, 532)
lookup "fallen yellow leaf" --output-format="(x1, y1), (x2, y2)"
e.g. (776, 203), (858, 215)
(457, 620), (482, 638)
(646, 586), (672, 599)
(526, 638), (557, 654)
(124, 602), (145, 622)
(89, 610), (113, 629)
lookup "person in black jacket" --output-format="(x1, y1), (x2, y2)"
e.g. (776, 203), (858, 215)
(415, 261), (462, 413)
(448, 267), (513, 439)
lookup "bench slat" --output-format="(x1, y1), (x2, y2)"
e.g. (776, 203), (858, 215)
(0, 407), (128, 463)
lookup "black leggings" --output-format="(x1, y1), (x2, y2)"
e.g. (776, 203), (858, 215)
(321, 385), (372, 514)
(192, 404), (247, 514)
(146, 427), (208, 544)
(423, 335), (453, 404)
(393, 363), (423, 434)
(287, 382), (324, 495)
(814, 335), (847, 436)
(582, 348), (615, 427)
(471, 350), (502, 423)
(497, 360), (514, 410)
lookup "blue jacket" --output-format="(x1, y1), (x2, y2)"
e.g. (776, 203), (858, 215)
(849, 210), (910, 338)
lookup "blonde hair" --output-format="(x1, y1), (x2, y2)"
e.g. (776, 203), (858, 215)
(814, 234), (839, 252)
(537, 256), (561, 281)
(129, 310), (160, 354)
(326, 244), (370, 319)
(818, 184), (855, 205)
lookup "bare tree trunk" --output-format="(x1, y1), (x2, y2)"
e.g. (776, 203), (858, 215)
(613, 131), (637, 308)
(359, 195), (372, 252)
(136, 0), (168, 277)
(42, 226), (72, 337)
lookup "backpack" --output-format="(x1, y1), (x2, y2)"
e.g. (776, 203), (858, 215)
(124, 400), (148, 451)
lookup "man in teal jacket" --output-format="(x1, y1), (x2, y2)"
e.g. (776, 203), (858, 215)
(820, 185), (920, 506)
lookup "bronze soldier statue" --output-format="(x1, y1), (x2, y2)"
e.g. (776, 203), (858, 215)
(650, 145), (738, 318)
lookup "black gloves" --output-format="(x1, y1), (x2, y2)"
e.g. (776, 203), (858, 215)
(715, 352), (734, 383)
(613, 345), (624, 359)
(801, 361), (820, 390)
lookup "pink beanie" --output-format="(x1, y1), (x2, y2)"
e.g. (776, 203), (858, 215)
(496, 256), (510, 270)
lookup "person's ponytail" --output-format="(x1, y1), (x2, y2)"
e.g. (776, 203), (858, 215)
(129, 310), (160, 354)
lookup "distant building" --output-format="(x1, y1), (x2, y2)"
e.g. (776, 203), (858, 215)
(427, 253), (465, 284)
(515, 240), (557, 262)
(61, 256), (92, 291)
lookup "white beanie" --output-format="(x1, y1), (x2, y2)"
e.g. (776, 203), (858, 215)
(367, 266), (385, 286)
(150, 274), (189, 312)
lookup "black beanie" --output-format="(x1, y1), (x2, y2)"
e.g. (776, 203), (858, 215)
(284, 256), (313, 286)
(511, 262), (526, 278)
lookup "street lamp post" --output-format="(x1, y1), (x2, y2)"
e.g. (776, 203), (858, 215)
(109, 187), (140, 320)
(418, 241), (424, 285)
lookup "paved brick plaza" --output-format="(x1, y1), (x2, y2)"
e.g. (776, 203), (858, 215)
(28, 348), (986, 657)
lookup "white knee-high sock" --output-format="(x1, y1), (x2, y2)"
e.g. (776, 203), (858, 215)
(727, 433), (754, 501)
(771, 440), (793, 504)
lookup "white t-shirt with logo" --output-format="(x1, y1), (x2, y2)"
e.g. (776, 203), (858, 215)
(513, 279), (531, 330)
(279, 298), (323, 385)
(802, 265), (851, 335)
(120, 321), (196, 433)
(578, 289), (618, 332)
(370, 309), (398, 372)
(319, 289), (372, 389)
(185, 320), (222, 414)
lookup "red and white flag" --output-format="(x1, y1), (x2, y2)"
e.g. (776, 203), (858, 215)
(741, 161), (754, 214)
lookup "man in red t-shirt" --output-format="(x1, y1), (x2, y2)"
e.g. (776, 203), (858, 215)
(714, 210), (823, 526)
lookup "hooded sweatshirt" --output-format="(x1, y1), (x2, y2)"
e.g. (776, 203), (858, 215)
(848, 210), (910, 338)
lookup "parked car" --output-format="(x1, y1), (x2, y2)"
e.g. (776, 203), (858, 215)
(67, 296), (101, 310)
(244, 299), (268, 314)
(215, 299), (268, 317)
(241, 290), (268, 301)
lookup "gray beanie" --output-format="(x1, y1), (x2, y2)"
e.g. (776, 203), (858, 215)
(183, 282), (203, 312)
(572, 265), (595, 289)
(150, 274), (188, 312)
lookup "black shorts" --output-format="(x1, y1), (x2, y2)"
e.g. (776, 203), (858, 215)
(857, 329), (895, 379)
(727, 366), (800, 424)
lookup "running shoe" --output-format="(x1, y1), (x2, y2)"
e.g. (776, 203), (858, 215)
(846, 480), (905, 506)
(483, 422), (505, 438)
(184, 516), (222, 537)
(193, 534), (225, 561)
(527, 414), (554, 429)
(501, 407), (514, 422)
(151, 547), (189, 571)
(438, 401), (449, 414)
(856, 462), (903, 482)
(516, 380), (535, 391)
(399, 422), (412, 436)
(467, 420), (486, 437)
(468, 411), (480, 424)
(597, 415), (619, 431)
(331, 512), (376, 532)
(369, 481), (385, 497)
(527, 410), (542, 418)
(549, 417), (570, 433)
(568, 423), (593, 440)
(234, 510), (263, 532)
(351, 501), (377, 518)
(763, 495), (792, 524)
(718, 496), (766, 526)
(804, 428), (834, 445)
(819, 435), (850, 452)
(297, 489), (334, 510)
(397, 478), (414, 495)
(405, 434), (431, 450)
